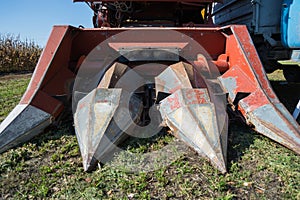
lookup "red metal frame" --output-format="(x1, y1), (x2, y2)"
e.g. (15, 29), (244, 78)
(13, 25), (228, 128)
(1, 24), (299, 169)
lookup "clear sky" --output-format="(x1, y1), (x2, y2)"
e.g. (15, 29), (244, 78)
(0, 0), (93, 47)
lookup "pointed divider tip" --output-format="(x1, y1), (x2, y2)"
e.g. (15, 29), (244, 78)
(245, 102), (300, 155)
(74, 88), (143, 171)
(159, 88), (227, 173)
(0, 104), (52, 153)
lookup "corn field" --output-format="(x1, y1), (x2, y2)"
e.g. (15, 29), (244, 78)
(0, 34), (42, 73)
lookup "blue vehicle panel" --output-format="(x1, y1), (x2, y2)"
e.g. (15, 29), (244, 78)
(213, 0), (283, 35)
(213, 0), (300, 70)
(282, 0), (300, 48)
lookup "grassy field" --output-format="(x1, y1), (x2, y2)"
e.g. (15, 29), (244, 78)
(0, 71), (299, 199)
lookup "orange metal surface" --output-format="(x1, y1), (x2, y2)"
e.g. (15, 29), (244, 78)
(219, 25), (300, 155)
(20, 26), (72, 104)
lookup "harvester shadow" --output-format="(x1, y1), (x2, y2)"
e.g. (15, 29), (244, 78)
(226, 121), (256, 167)
(270, 80), (300, 119)
(96, 127), (176, 170)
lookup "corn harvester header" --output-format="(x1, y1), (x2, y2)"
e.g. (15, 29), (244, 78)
(0, 0), (299, 173)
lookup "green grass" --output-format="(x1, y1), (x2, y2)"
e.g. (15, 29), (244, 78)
(0, 74), (31, 122)
(0, 73), (299, 199)
(278, 60), (300, 66)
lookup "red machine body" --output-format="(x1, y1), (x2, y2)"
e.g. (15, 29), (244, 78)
(0, 1), (299, 172)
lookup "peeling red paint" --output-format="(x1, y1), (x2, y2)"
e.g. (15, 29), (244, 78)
(168, 92), (181, 110)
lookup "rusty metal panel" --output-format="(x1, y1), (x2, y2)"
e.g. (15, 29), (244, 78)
(248, 104), (300, 150)
(156, 61), (228, 173)
(159, 88), (227, 173)
(0, 105), (52, 153)
(219, 25), (300, 155)
(74, 88), (144, 171)
(155, 62), (193, 95)
(74, 88), (121, 171)
(74, 62), (145, 171)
